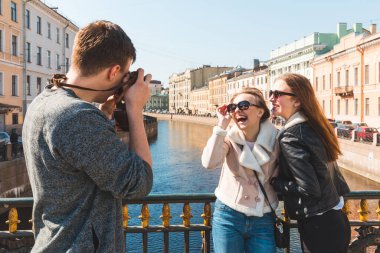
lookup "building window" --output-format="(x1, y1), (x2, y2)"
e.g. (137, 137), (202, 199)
(27, 75), (31, 95)
(47, 22), (51, 39)
(322, 100), (325, 113)
(37, 77), (42, 94)
(47, 50), (51, 68)
(26, 9), (30, 29)
(329, 100), (332, 114)
(56, 54), (60, 70)
(12, 75), (18, 96)
(365, 65), (369, 84)
(329, 74), (332, 89)
(337, 71), (340, 87)
(12, 35), (17, 56)
(315, 77), (318, 91)
(322, 75), (325, 90)
(345, 99), (349, 115)
(0, 30), (2, 52)
(337, 99), (340, 114)
(37, 16), (41, 35)
(12, 113), (18, 125)
(26, 42), (31, 62)
(0, 0), (2, 15)
(65, 57), (69, 72)
(355, 99), (358, 116)
(365, 98), (370, 115)
(354, 67), (358, 86)
(345, 70), (349, 86)
(11, 1), (17, 22)
(37, 46), (42, 65)
(0, 72), (3, 95)
(378, 97), (380, 116)
(65, 33), (69, 48)
(56, 28), (60, 44)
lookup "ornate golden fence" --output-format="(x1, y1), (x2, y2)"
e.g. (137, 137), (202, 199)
(0, 191), (380, 252)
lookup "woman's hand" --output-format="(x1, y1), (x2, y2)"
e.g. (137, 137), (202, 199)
(216, 104), (231, 129)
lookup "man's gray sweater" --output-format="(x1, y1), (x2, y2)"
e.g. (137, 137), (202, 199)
(22, 86), (153, 252)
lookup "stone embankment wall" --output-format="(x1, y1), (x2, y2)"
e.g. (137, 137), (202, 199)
(145, 113), (380, 183)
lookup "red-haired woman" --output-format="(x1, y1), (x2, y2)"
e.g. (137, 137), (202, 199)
(269, 73), (351, 253)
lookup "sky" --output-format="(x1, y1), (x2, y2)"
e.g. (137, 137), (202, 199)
(43, 0), (380, 86)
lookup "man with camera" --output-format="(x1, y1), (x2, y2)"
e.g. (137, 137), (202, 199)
(22, 20), (153, 252)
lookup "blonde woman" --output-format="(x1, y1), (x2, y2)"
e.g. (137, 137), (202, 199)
(202, 88), (279, 253)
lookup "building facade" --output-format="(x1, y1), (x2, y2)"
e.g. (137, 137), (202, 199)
(313, 24), (380, 127)
(169, 65), (231, 114)
(0, 0), (78, 133)
(189, 86), (209, 115)
(0, 0), (23, 132)
(266, 23), (360, 87)
(145, 80), (169, 111)
(25, 0), (78, 109)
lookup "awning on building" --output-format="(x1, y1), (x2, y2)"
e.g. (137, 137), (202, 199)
(0, 103), (21, 114)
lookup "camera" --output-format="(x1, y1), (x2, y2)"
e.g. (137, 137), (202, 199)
(113, 71), (142, 131)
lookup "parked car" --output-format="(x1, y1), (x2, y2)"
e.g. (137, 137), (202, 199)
(0, 131), (10, 144)
(353, 122), (368, 129)
(356, 127), (379, 142)
(336, 124), (354, 139)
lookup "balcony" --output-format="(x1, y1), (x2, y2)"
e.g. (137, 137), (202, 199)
(335, 85), (354, 98)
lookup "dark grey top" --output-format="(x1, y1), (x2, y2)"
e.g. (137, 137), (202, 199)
(22, 86), (152, 253)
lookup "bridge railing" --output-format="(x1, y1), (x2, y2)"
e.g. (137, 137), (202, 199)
(0, 191), (380, 252)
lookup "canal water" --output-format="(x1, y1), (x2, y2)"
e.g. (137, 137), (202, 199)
(125, 120), (380, 253)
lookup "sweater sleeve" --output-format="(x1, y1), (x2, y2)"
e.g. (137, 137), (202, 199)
(48, 107), (153, 199)
(201, 126), (230, 169)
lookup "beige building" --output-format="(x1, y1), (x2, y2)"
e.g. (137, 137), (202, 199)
(169, 65), (231, 114)
(0, 0), (23, 132)
(312, 24), (380, 127)
(208, 66), (245, 112)
(189, 86), (209, 115)
(226, 65), (269, 101)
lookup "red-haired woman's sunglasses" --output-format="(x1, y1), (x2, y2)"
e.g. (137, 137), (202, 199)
(269, 90), (296, 99)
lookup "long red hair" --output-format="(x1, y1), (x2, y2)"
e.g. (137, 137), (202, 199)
(276, 73), (342, 161)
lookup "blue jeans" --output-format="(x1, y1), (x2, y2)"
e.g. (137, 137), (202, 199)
(212, 199), (276, 253)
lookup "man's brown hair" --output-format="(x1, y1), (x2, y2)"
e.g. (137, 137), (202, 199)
(71, 20), (136, 76)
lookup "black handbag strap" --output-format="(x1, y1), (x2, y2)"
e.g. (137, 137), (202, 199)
(254, 171), (281, 220)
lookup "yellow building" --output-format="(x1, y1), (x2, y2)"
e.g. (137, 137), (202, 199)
(190, 86), (209, 115)
(312, 24), (380, 127)
(0, 0), (23, 132)
(209, 67), (246, 111)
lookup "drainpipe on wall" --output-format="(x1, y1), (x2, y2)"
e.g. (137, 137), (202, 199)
(62, 23), (69, 74)
(326, 56), (334, 119)
(356, 45), (364, 123)
(21, 0), (31, 119)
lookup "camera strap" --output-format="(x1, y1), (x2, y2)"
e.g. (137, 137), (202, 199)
(50, 74), (126, 92)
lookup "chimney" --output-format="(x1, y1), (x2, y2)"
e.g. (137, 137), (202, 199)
(353, 23), (363, 34)
(253, 59), (260, 69)
(370, 24), (377, 34)
(337, 23), (348, 38)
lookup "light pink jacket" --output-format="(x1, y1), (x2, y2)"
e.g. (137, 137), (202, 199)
(202, 119), (279, 216)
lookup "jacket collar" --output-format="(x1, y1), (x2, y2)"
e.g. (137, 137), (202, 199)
(283, 111), (308, 129)
(227, 119), (278, 173)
